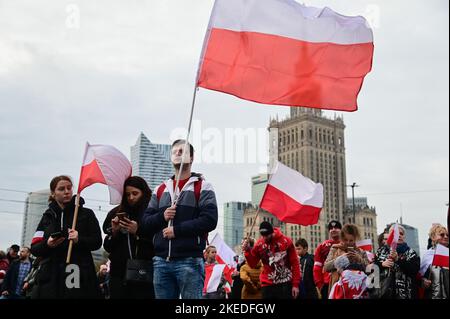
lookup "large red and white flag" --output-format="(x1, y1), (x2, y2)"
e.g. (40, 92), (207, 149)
(433, 244), (449, 268)
(210, 233), (237, 285)
(198, 0), (374, 112)
(260, 161), (323, 225)
(386, 224), (400, 251)
(204, 263), (227, 293)
(78, 143), (132, 204)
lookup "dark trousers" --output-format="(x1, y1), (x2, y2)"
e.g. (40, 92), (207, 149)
(320, 284), (329, 300)
(109, 276), (155, 299)
(261, 282), (292, 299)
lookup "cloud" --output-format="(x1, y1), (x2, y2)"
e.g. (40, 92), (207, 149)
(0, 0), (448, 253)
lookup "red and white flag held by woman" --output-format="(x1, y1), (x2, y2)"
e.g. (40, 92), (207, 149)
(433, 244), (449, 268)
(78, 143), (132, 204)
(386, 224), (400, 251)
(198, 0), (374, 111)
(260, 161), (323, 226)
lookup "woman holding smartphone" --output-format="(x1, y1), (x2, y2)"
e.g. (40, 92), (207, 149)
(103, 176), (155, 299)
(30, 175), (102, 298)
(323, 224), (369, 298)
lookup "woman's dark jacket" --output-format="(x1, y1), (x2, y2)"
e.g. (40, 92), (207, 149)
(30, 196), (102, 299)
(103, 206), (155, 279)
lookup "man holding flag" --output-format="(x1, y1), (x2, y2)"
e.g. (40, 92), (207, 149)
(141, 140), (218, 299)
(242, 221), (300, 299)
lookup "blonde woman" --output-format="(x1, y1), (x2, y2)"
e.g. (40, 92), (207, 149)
(420, 224), (449, 299)
(375, 224), (420, 299)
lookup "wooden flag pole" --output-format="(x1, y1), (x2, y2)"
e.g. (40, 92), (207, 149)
(66, 193), (80, 264)
(248, 206), (262, 239)
(247, 169), (275, 239)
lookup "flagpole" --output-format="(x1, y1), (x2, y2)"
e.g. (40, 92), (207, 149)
(248, 206), (262, 239)
(66, 193), (80, 264)
(167, 84), (199, 262)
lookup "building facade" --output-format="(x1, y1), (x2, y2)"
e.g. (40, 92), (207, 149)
(130, 132), (174, 191)
(243, 206), (283, 243)
(344, 206), (379, 251)
(268, 107), (347, 249)
(22, 190), (49, 247)
(223, 201), (253, 250)
(251, 174), (269, 206)
(346, 197), (368, 209)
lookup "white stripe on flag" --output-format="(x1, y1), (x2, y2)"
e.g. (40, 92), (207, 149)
(268, 161), (323, 208)
(206, 264), (226, 293)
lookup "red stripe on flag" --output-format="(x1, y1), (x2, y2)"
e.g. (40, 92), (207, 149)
(260, 184), (321, 225)
(433, 254), (449, 268)
(199, 28), (374, 112)
(78, 159), (107, 193)
(216, 255), (234, 284)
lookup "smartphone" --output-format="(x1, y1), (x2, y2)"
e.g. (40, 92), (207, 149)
(116, 212), (128, 221)
(50, 231), (63, 239)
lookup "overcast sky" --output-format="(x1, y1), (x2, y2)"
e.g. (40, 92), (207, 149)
(0, 0), (448, 254)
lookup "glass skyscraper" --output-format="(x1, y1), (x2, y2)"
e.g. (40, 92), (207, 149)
(131, 132), (174, 191)
(22, 190), (49, 247)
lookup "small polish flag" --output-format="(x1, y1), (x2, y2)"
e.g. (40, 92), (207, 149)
(204, 263), (226, 293)
(356, 239), (373, 252)
(260, 161), (323, 225)
(78, 143), (132, 205)
(31, 231), (45, 245)
(386, 224), (400, 251)
(432, 244), (449, 268)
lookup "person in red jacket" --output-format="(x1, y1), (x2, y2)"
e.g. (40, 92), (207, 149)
(313, 220), (342, 299)
(242, 221), (300, 299)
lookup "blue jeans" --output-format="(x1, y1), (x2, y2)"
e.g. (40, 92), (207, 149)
(153, 256), (204, 299)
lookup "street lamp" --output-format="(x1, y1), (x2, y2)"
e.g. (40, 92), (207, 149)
(346, 183), (359, 223)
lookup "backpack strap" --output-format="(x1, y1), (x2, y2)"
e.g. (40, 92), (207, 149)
(156, 183), (167, 201)
(193, 179), (202, 203)
(193, 178), (209, 245)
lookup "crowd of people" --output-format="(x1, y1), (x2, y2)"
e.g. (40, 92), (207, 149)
(0, 140), (448, 300)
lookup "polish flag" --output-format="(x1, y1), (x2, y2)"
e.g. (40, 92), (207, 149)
(78, 143), (132, 205)
(356, 239), (373, 252)
(432, 244), (449, 268)
(31, 231), (44, 245)
(386, 224), (400, 251)
(210, 233), (237, 285)
(260, 161), (323, 225)
(198, 0), (374, 112)
(204, 263), (226, 293)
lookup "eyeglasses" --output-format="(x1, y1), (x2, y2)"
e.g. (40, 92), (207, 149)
(439, 233), (449, 238)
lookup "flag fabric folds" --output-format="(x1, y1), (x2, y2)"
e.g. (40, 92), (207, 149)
(198, 0), (374, 111)
(78, 142), (132, 205)
(386, 224), (400, 251)
(204, 263), (227, 293)
(210, 233), (237, 285)
(433, 244), (449, 268)
(260, 161), (323, 226)
(356, 239), (373, 252)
